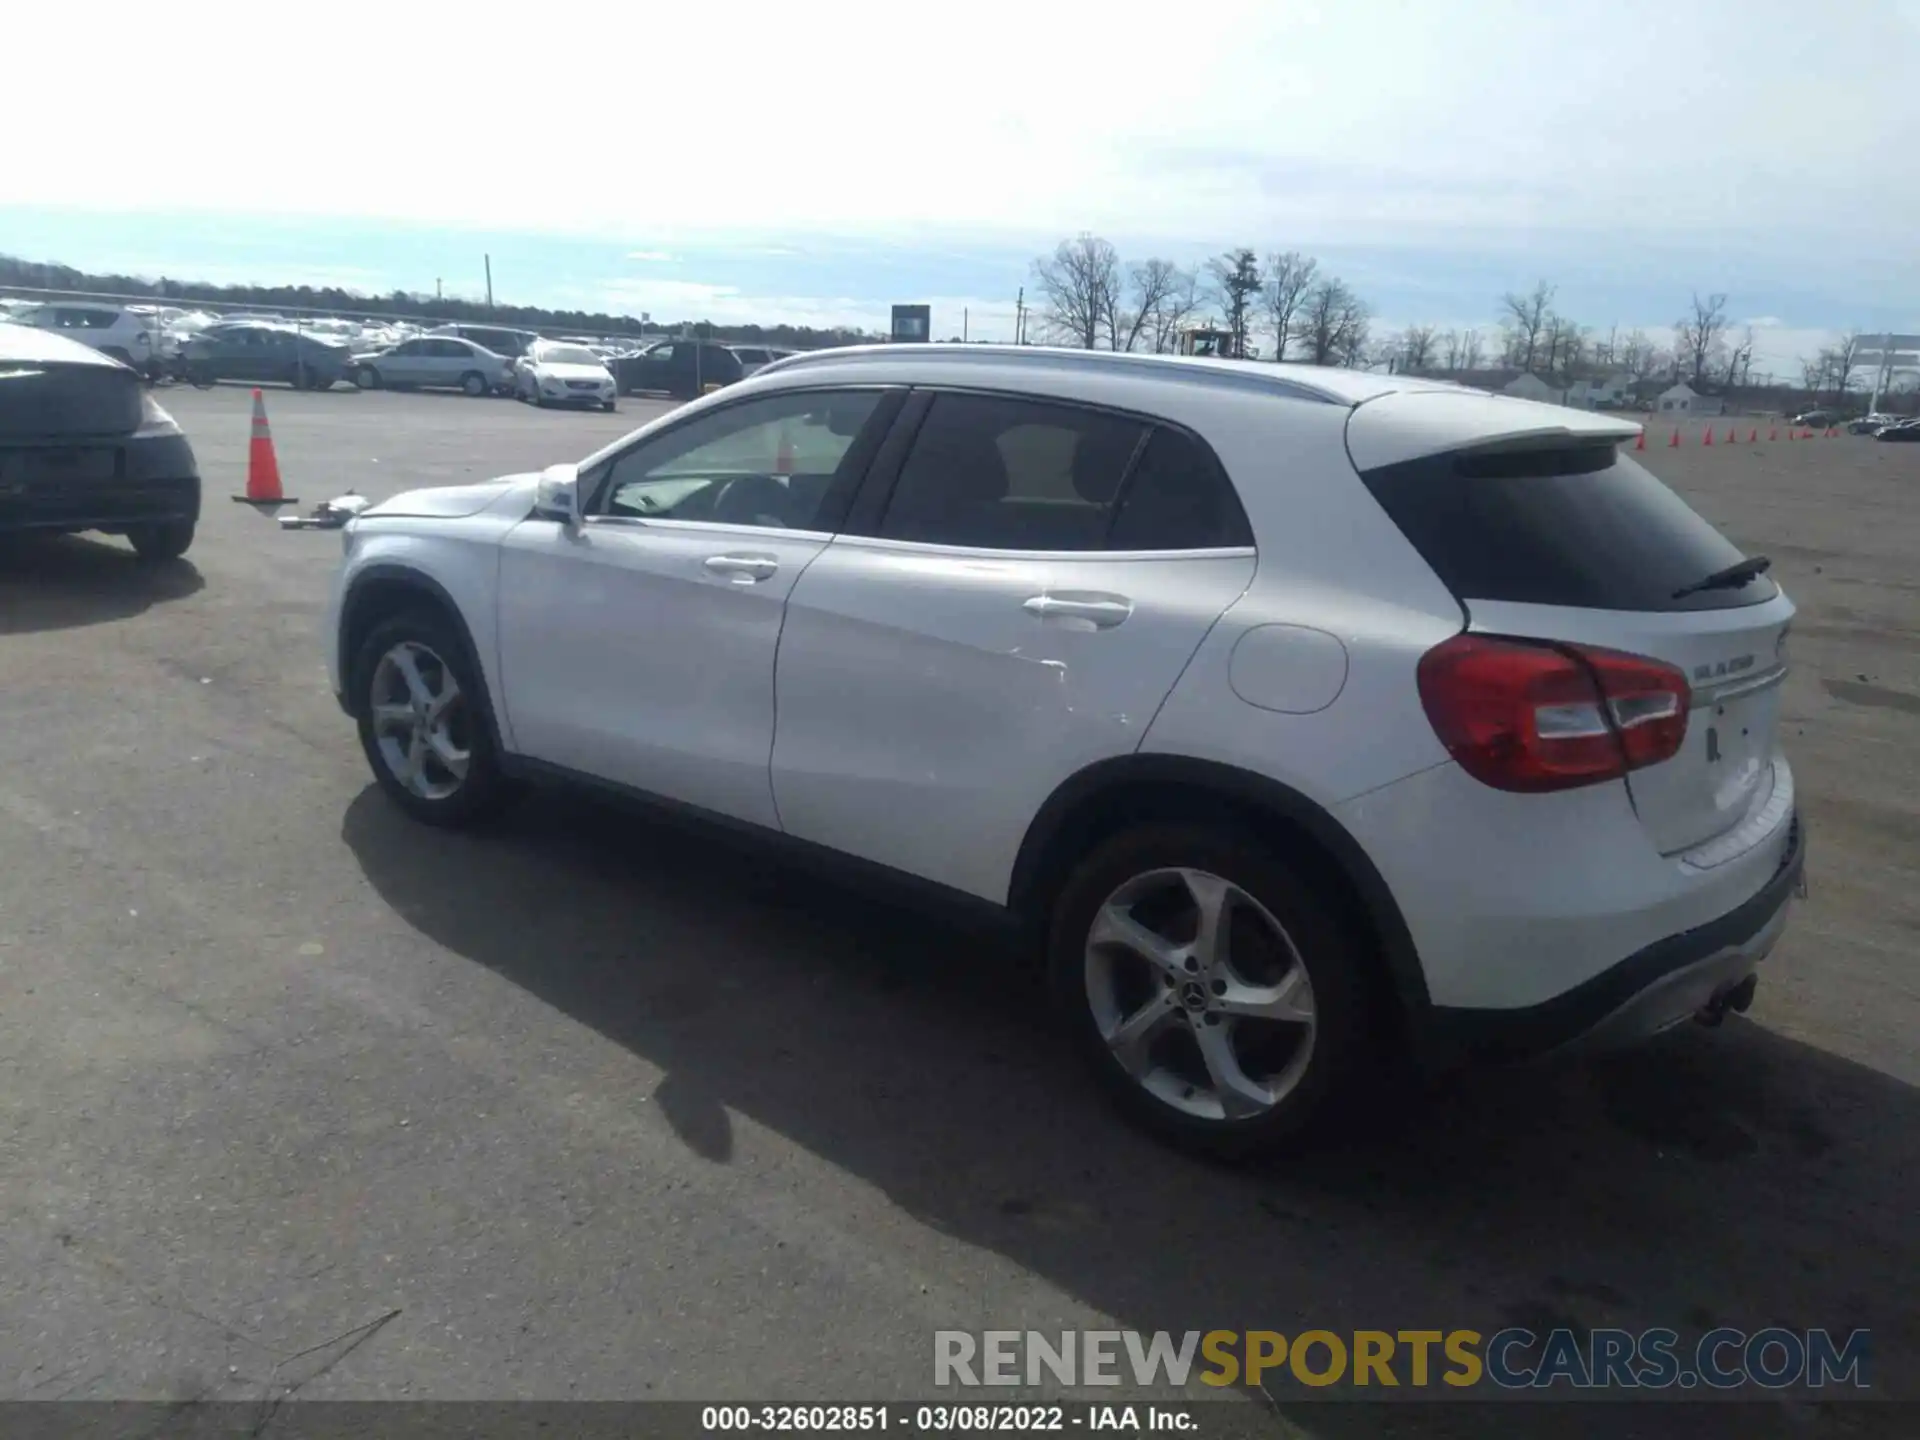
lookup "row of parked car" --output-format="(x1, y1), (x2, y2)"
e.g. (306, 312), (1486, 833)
(1790, 408), (1920, 441)
(0, 298), (801, 405)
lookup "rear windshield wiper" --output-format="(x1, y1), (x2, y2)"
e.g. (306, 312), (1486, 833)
(1672, 555), (1771, 599)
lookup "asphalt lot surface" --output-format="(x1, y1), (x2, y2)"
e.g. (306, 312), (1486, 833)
(2, 384), (1916, 1434)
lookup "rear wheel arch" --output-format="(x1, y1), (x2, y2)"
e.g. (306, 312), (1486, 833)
(1008, 755), (1431, 1032)
(339, 566), (505, 753)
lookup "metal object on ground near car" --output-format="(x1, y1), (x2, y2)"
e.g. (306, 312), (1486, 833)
(279, 493), (370, 530)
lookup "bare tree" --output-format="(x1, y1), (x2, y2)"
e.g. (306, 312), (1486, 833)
(1591, 324), (1619, 372)
(1031, 234), (1120, 349)
(1500, 280), (1556, 373)
(1263, 251), (1318, 362)
(1294, 277), (1368, 366)
(1459, 327), (1486, 371)
(1208, 249), (1263, 356)
(1829, 331), (1862, 403)
(1618, 328), (1658, 381)
(1438, 329), (1463, 370)
(1543, 316), (1587, 384)
(1146, 265), (1203, 354)
(1400, 324), (1437, 373)
(1675, 291), (1730, 383)
(1108, 258), (1186, 354)
(1720, 327), (1755, 391)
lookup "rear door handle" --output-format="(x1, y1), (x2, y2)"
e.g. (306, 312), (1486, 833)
(1023, 593), (1133, 627)
(704, 554), (778, 582)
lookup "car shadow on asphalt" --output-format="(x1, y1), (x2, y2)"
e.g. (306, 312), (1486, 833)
(341, 785), (1916, 1438)
(0, 534), (205, 635)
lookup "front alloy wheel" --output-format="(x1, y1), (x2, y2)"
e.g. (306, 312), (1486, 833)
(369, 640), (471, 801)
(354, 613), (510, 827)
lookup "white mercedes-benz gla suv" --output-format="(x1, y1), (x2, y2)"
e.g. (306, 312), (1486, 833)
(325, 345), (1805, 1156)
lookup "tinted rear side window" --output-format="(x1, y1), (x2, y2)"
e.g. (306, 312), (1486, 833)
(1108, 427), (1254, 551)
(1360, 445), (1777, 612)
(880, 393), (1145, 551)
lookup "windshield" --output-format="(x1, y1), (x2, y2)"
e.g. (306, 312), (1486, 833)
(538, 346), (602, 367)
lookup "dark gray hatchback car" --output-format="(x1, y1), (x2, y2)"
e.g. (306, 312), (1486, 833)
(0, 322), (201, 560)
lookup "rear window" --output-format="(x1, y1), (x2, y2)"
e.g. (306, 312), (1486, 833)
(1359, 444), (1779, 612)
(0, 361), (142, 438)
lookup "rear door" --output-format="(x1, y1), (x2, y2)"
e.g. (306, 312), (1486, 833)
(1353, 410), (1793, 857)
(771, 389), (1258, 903)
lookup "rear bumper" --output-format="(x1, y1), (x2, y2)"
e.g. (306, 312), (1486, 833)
(0, 435), (201, 532)
(1424, 813), (1805, 1063)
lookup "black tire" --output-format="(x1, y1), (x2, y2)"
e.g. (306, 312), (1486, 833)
(351, 609), (511, 829)
(601, 400), (617, 413)
(354, 365), (383, 390)
(190, 363), (218, 390)
(128, 519), (195, 562)
(460, 371), (489, 398)
(1046, 824), (1380, 1160)
(288, 364), (311, 391)
(310, 375), (334, 392)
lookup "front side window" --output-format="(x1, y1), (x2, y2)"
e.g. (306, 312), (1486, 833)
(593, 389), (883, 532)
(878, 393), (1145, 551)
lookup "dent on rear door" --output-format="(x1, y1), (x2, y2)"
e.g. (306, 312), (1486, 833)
(769, 546), (1255, 903)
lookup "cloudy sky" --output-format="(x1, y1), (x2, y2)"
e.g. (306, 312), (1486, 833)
(5, 0), (1917, 374)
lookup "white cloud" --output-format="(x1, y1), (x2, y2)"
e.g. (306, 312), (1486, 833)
(595, 278), (1015, 337)
(624, 251), (675, 263)
(5, 0), (1914, 260)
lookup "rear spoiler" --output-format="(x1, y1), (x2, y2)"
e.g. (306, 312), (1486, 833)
(1345, 388), (1642, 473)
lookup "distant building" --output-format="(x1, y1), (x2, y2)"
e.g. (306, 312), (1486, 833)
(1655, 381), (1725, 416)
(1417, 367), (1558, 403)
(1563, 372), (1634, 409)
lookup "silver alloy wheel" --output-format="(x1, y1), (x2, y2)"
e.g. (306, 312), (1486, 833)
(368, 640), (471, 801)
(1084, 867), (1317, 1122)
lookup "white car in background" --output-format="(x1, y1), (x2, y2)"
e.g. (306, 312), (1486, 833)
(729, 344), (797, 377)
(324, 345), (1805, 1157)
(514, 341), (618, 411)
(9, 301), (167, 371)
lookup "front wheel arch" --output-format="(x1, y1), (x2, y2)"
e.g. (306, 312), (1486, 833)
(339, 566), (507, 756)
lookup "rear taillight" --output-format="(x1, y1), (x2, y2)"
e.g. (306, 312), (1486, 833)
(1417, 635), (1688, 793)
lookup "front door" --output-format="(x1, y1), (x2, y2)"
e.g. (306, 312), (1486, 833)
(494, 386), (898, 828)
(772, 392), (1259, 903)
(382, 340), (429, 385)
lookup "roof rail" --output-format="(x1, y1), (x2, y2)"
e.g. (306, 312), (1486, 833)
(758, 343), (1347, 405)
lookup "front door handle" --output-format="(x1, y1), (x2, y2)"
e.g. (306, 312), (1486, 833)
(1023, 593), (1133, 627)
(704, 554), (778, 583)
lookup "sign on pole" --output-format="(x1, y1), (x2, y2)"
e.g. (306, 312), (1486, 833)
(1857, 334), (1920, 411)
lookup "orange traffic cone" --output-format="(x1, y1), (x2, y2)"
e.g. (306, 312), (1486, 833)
(1825, 426), (1837, 438)
(1703, 427), (1713, 446)
(1749, 428), (1758, 443)
(1669, 428), (1681, 448)
(1770, 427), (1778, 440)
(1726, 427), (1737, 444)
(234, 389), (295, 505)
(1633, 430), (1646, 450)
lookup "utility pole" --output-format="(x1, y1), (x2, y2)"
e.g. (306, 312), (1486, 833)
(1014, 287), (1025, 345)
(436, 277), (443, 300)
(484, 254), (494, 311)
(963, 307), (969, 343)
